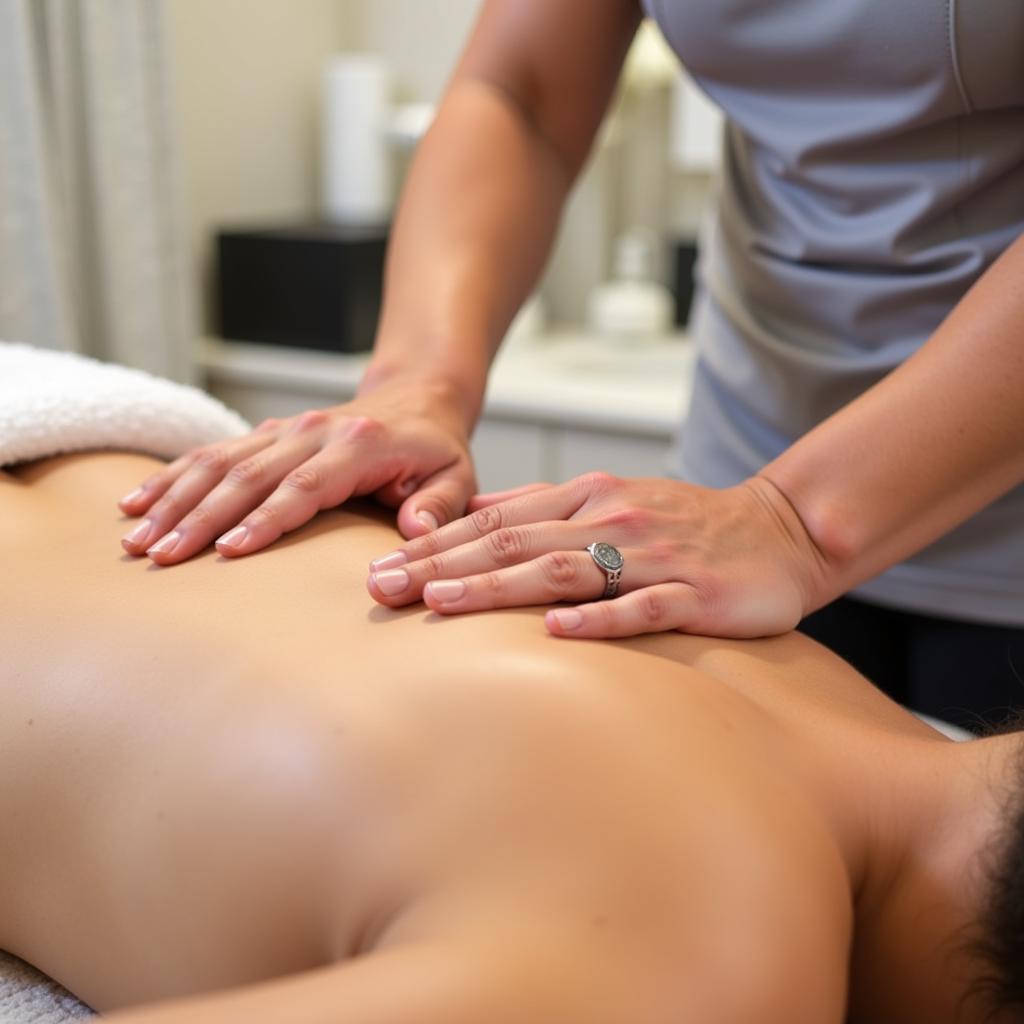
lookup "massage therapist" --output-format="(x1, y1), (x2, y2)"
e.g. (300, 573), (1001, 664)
(120, 1), (1024, 726)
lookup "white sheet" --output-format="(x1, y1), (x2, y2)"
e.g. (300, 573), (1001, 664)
(0, 953), (92, 1022)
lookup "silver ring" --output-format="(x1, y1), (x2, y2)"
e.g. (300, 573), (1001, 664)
(585, 542), (624, 599)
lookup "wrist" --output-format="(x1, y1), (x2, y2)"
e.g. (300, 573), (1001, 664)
(358, 358), (482, 438)
(361, 316), (493, 429)
(745, 473), (848, 614)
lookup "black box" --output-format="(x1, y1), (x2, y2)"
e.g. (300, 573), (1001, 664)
(671, 236), (699, 327)
(217, 223), (388, 353)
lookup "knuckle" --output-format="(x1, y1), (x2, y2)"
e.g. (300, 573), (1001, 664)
(485, 527), (528, 567)
(339, 416), (384, 444)
(636, 589), (669, 624)
(649, 541), (677, 566)
(151, 491), (185, 520)
(292, 409), (329, 433)
(420, 553), (449, 579)
(580, 470), (619, 495)
(192, 446), (231, 474)
(248, 504), (281, 529)
(410, 530), (445, 560)
(181, 503), (217, 531)
(599, 506), (651, 536)
(476, 571), (505, 597)
(538, 551), (583, 594)
(226, 458), (267, 489)
(469, 504), (504, 537)
(282, 466), (324, 496)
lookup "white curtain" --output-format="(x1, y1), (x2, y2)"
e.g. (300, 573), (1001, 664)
(0, 0), (194, 381)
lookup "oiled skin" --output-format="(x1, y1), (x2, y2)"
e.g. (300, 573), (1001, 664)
(0, 452), (941, 1021)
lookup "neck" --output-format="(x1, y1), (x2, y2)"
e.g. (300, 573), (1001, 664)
(847, 731), (1020, 1023)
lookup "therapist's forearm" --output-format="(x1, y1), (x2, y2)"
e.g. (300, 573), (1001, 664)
(760, 231), (1024, 604)
(359, 79), (572, 434)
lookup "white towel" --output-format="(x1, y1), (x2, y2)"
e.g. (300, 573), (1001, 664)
(0, 953), (93, 1023)
(0, 342), (250, 467)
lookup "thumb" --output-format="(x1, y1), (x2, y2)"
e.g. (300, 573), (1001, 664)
(396, 465), (475, 539)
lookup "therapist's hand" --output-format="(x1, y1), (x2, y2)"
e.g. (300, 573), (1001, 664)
(366, 472), (832, 639)
(118, 380), (477, 565)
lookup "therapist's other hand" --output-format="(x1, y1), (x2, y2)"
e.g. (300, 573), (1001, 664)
(367, 472), (830, 639)
(118, 382), (476, 565)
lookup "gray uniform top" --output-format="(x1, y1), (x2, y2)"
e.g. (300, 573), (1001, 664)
(642, 0), (1024, 625)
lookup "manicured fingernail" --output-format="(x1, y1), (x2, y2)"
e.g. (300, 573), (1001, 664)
(216, 525), (249, 550)
(147, 531), (181, 557)
(548, 609), (583, 632)
(425, 580), (466, 604)
(120, 488), (146, 506)
(369, 550), (408, 572)
(416, 510), (439, 532)
(122, 519), (154, 549)
(372, 569), (410, 596)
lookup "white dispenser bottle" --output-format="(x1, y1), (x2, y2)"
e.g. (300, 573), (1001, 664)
(587, 232), (675, 342)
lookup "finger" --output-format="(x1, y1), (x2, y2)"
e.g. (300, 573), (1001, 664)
(213, 431), (400, 557)
(117, 423), (284, 518)
(143, 434), (323, 564)
(118, 454), (190, 516)
(368, 521), (589, 606)
(544, 582), (703, 639)
(376, 477), (590, 573)
(416, 547), (632, 615)
(466, 482), (554, 512)
(394, 463), (476, 539)
(120, 432), (277, 554)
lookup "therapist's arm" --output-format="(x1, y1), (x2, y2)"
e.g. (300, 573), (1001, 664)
(361, 0), (642, 432)
(760, 230), (1024, 604)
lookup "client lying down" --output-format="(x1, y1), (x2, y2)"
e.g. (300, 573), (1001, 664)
(3, 450), (1024, 1024)
(0, 348), (1022, 1023)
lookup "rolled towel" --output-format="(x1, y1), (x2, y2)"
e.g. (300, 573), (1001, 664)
(0, 342), (250, 468)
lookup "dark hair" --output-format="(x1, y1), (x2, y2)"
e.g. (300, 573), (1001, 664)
(965, 728), (1024, 1021)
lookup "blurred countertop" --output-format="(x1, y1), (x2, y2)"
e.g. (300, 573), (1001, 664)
(199, 330), (697, 438)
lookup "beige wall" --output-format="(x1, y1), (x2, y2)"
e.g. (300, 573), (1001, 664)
(169, 0), (482, 333)
(169, 1), (686, 336)
(340, 0), (612, 324)
(341, 0), (480, 101)
(167, 0), (346, 329)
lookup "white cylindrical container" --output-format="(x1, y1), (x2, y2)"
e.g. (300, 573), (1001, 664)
(670, 69), (724, 172)
(587, 232), (675, 343)
(322, 55), (392, 225)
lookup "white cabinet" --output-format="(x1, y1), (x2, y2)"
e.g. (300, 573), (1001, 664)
(199, 334), (693, 493)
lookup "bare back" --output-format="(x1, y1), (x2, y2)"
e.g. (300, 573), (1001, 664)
(0, 453), (938, 1021)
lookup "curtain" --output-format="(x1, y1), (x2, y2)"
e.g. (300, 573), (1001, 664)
(0, 0), (195, 381)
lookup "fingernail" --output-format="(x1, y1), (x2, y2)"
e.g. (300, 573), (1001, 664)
(398, 478), (418, 497)
(372, 569), (410, 596)
(425, 580), (466, 604)
(216, 525), (249, 550)
(120, 488), (146, 507)
(369, 550), (408, 572)
(147, 531), (181, 557)
(122, 519), (154, 549)
(548, 609), (583, 632)
(416, 510), (439, 532)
